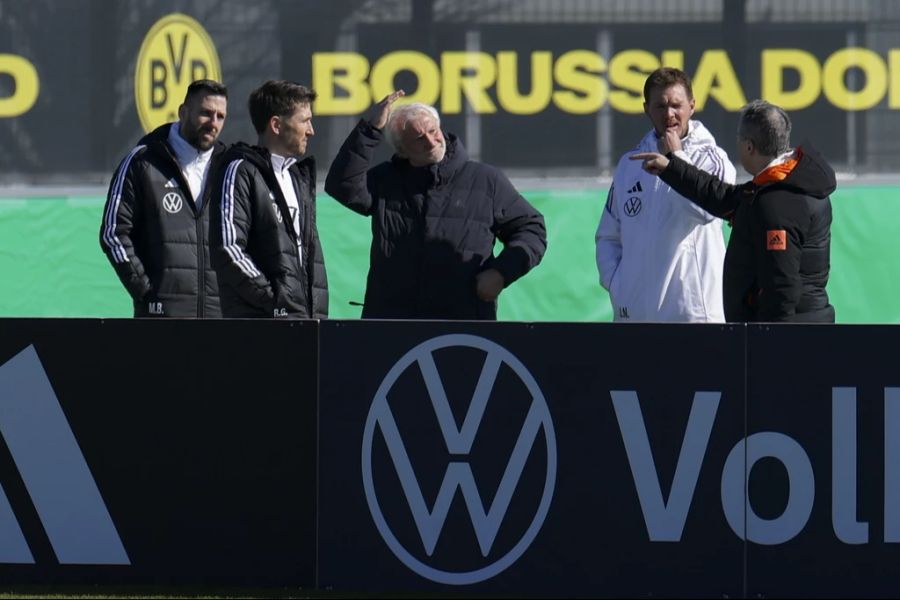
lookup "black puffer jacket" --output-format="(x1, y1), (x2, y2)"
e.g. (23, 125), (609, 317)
(325, 120), (546, 320)
(100, 123), (224, 318)
(660, 143), (835, 322)
(209, 143), (328, 319)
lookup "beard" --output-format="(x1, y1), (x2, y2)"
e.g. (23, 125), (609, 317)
(183, 126), (217, 151)
(429, 141), (447, 163)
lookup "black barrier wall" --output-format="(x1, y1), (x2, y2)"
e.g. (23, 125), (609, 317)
(318, 321), (746, 596)
(1, 319), (900, 597)
(0, 319), (318, 586)
(744, 326), (900, 598)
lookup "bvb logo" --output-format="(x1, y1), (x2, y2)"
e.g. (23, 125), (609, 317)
(134, 13), (221, 133)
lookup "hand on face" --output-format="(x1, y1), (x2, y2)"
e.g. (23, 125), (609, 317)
(658, 127), (683, 154)
(644, 83), (694, 148)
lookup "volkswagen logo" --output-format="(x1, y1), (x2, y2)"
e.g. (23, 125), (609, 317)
(624, 196), (642, 217)
(362, 334), (557, 585)
(162, 192), (183, 214)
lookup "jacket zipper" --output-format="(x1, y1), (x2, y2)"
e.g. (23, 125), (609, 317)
(302, 184), (314, 317)
(197, 201), (205, 318)
(160, 140), (205, 318)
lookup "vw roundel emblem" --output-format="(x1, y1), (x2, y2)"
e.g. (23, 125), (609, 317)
(162, 192), (183, 214)
(624, 196), (642, 217)
(362, 334), (557, 585)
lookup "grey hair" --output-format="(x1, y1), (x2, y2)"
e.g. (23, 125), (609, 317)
(384, 103), (441, 153)
(738, 99), (792, 157)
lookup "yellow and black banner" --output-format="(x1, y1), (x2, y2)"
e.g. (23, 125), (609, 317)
(0, 1), (894, 179)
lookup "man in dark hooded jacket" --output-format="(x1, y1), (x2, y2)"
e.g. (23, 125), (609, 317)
(632, 99), (835, 322)
(209, 80), (327, 319)
(325, 90), (546, 320)
(100, 79), (228, 317)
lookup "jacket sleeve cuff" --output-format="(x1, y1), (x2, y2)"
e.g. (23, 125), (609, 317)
(357, 118), (385, 142)
(490, 247), (530, 286)
(661, 154), (689, 184)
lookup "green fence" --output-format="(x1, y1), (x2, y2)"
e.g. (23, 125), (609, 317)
(1, 187), (896, 322)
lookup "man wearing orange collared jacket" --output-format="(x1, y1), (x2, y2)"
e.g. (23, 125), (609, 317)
(632, 99), (836, 323)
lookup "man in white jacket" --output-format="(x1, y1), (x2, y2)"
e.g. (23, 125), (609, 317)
(596, 67), (736, 322)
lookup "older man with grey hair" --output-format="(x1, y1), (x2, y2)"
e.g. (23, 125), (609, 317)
(325, 90), (547, 320)
(632, 99), (836, 322)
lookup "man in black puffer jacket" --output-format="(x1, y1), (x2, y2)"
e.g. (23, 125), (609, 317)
(100, 80), (228, 317)
(325, 90), (546, 320)
(209, 80), (327, 319)
(632, 99), (835, 322)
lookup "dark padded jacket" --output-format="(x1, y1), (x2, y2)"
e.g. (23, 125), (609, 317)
(325, 119), (546, 320)
(209, 143), (328, 319)
(100, 123), (224, 318)
(659, 143), (835, 323)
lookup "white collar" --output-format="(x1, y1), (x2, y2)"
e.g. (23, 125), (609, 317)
(762, 149), (798, 171)
(168, 123), (213, 166)
(270, 153), (297, 174)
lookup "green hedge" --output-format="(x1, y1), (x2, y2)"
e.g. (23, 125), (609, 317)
(1, 187), (896, 322)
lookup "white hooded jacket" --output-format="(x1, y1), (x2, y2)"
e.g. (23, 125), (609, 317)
(595, 120), (736, 322)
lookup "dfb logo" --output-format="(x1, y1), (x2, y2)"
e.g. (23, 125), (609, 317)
(362, 334), (556, 585)
(0, 346), (129, 564)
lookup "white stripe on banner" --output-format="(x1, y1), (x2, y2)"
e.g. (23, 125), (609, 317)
(0, 346), (130, 565)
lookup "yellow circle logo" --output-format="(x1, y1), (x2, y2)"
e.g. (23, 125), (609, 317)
(134, 13), (222, 132)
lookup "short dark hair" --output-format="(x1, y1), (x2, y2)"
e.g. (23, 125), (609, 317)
(738, 99), (792, 156)
(183, 79), (228, 103)
(643, 67), (694, 104)
(248, 80), (317, 134)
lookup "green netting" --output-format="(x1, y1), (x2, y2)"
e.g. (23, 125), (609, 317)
(1, 187), (897, 322)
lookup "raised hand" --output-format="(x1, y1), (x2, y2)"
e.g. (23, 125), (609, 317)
(365, 90), (406, 130)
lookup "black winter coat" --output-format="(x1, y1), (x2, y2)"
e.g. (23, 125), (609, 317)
(209, 143), (328, 319)
(325, 120), (546, 320)
(100, 123), (224, 317)
(660, 143), (835, 322)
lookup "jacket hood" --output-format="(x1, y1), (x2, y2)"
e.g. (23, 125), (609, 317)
(391, 131), (468, 183)
(224, 141), (270, 171)
(224, 141), (316, 175)
(637, 120), (719, 153)
(138, 123), (172, 146)
(778, 142), (837, 199)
